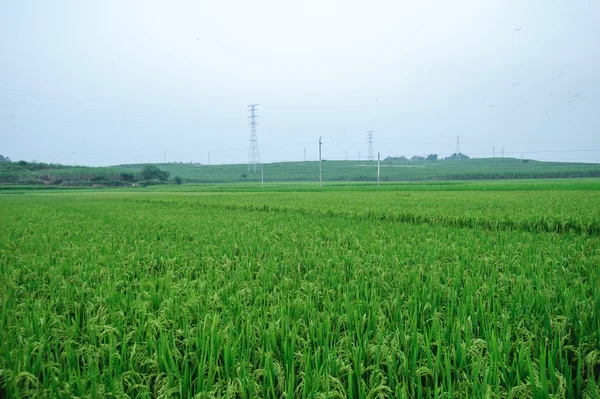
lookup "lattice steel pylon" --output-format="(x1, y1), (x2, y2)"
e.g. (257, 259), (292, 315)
(367, 131), (374, 161)
(247, 104), (260, 173)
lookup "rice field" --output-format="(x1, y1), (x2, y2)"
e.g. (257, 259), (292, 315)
(1, 182), (599, 397)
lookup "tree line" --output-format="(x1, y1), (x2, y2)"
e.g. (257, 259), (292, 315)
(385, 153), (471, 161)
(0, 156), (181, 187)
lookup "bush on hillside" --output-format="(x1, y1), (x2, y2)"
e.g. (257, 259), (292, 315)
(141, 165), (170, 181)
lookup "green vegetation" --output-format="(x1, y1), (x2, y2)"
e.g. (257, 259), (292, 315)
(140, 165), (171, 181)
(2, 158), (600, 186)
(0, 161), (173, 187)
(123, 158), (600, 183)
(1, 181), (599, 397)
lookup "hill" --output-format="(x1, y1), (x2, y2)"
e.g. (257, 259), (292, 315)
(121, 158), (600, 183)
(1, 158), (600, 186)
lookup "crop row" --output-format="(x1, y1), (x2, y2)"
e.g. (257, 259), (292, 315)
(108, 189), (600, 236)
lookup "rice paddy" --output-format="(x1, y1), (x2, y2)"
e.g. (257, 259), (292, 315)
(1, 181), (599, 397)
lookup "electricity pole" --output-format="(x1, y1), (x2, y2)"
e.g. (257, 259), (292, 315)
(377, 152), (380, 188)
(319, 137), (322, 188)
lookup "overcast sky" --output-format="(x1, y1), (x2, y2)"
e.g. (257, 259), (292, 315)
(1, 0), (599, 166)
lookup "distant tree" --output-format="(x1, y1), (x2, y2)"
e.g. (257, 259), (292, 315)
(384, 156), (408, 161)
(444, 152), (470, 160)
(141, 165), (170, 181)
(174, 176), (182, 185)
(426, 154), (438, 161)
(411, 155), (425, 161)
(241, 173), (247, 178)
(119, 172), (136, 182)
(90, 175), (106, 182)
(0, 155), (11, 163)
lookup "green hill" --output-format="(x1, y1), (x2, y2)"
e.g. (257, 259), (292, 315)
(1, 158), (600, 186)
(121, 158), (600, 183)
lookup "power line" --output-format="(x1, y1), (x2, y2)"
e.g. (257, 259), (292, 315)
(0, 112), (240, 130)
(20, 149), (600, 166)
(4, 87), (200, 113)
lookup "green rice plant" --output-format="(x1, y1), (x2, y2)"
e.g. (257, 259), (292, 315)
(0, 185), (599, 397)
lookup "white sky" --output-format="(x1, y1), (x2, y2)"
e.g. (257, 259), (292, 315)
(1, 0), (599, 165)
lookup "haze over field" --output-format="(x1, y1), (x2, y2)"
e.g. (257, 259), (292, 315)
(1, 0), (599, 166)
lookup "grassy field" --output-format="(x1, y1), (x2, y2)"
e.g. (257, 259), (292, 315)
(1, 180), (599, 397)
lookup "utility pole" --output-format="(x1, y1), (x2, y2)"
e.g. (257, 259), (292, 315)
(247, 104), (260, 173)
(367, 131), (375, 161)
(345, 149), (348, 161)
(501, 147), (505, 158)
(377, 152), (380, 188)
(208, 151), (211, 165)
(164, 151), (167, 163)
(456, 135), (460, 154)
(319, 137), (322, 188)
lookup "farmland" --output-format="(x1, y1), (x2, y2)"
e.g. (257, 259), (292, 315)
(1, 180), (599, 397)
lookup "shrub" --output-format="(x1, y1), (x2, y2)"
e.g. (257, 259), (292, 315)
(141, 165), (170, 181)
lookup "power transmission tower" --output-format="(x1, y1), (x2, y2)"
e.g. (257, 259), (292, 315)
(456, 135), (460, 154)
(304, 148), (306, 162)
(208, 151), (211, 165)
(247, 104), (260, 173)
(367, 131), (374, 161)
